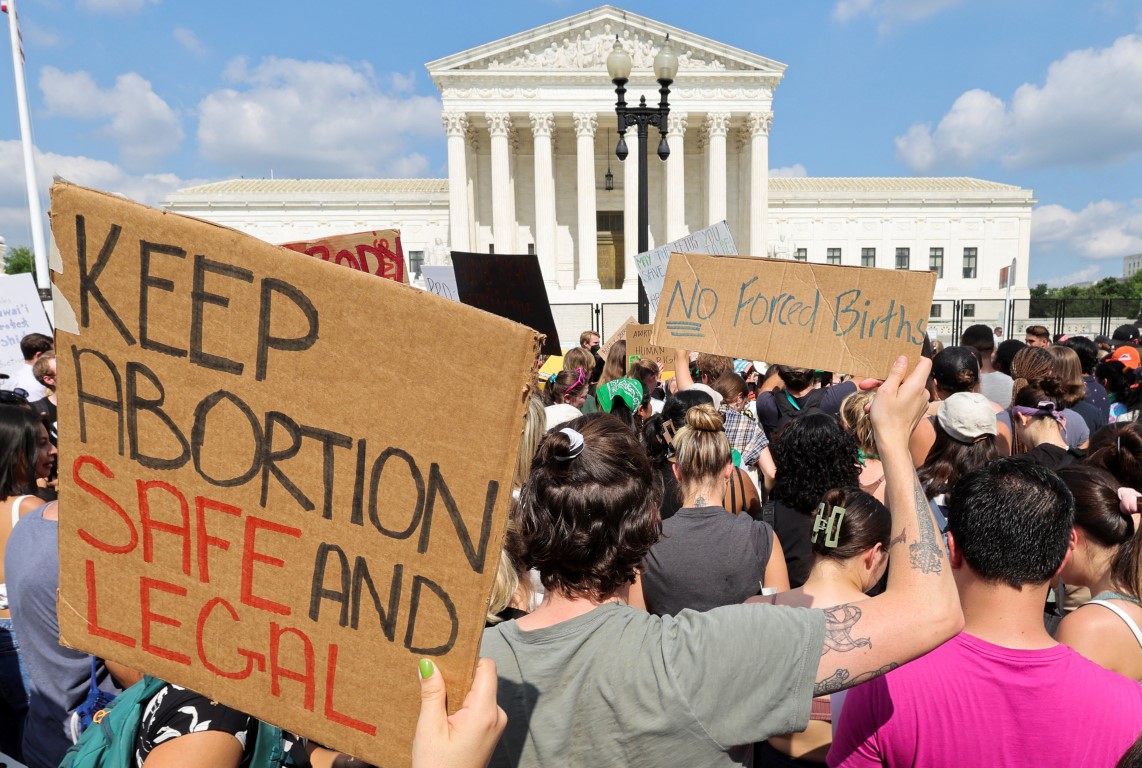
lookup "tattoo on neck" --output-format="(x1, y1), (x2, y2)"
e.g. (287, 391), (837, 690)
(909, 478), (944, 575)
(695, 495), (709, 507)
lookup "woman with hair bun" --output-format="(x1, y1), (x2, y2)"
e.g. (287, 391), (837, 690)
(1011, 346), (1089, 452)
(481, 358), (963, 768)
(633, 403), (788, 616)
(1010, 380), (1077, 469)
(1056, 465), (1142, 680)
(758, 487), (891, 767)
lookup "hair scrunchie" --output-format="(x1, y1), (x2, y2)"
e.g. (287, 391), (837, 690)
(556, 428), (584, 461)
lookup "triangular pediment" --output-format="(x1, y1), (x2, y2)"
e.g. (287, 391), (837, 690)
(426, 5), (786, 77)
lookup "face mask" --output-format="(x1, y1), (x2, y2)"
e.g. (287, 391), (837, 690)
(590, 343), (601, 353)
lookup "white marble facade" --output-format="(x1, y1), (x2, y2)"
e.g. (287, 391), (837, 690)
(164, 5), (1035, 322)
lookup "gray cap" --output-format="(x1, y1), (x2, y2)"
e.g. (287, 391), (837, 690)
(937, 392), (998, 443)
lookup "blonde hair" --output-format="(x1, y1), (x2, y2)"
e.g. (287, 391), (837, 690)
(673, 403), (731, 484)
(514, 395), (546, 491)
(839, 390), (877, 455)
(562, 347), (594, 374)
(486, 548), (521, 624)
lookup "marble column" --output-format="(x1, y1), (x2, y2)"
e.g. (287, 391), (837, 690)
(748, 111), (773, 256)
(442, 112), (471, 252)
(530, 112), (558, 287)
(666, 112), (689, 241)
(706, 112), (730, 226)
(622, 134), (639, 290)
(486, 112), (516, 254)
(574, 112), (600, 289)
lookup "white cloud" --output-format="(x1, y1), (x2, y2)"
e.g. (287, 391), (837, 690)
(23, 23), (61, 48)
(173, 27), (206, 56)
(1042, 264), (1101, 288)
(0, 139), (201, 250)
(897, 34), (1142, 171)
(832, 0), (963, 30)
(77, 0), (159, 13)
(197, 57), (442, 177)
(1032, 199), (1142, 260)
(770, 163), (808, 178)
(39, 67), (184, 170)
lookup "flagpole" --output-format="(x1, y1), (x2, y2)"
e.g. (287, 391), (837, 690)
(4, 0), (49, 292)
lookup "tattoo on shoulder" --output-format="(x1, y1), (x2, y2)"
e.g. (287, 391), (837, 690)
(909, 478), (944, 575)
(820, 604), (871, 655)
(814, 663), (900, 696)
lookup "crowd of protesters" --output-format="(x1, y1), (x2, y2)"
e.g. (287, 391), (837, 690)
(8, 320), (1142, 767)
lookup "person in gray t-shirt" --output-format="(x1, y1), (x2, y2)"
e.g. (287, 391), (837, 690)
(636, 402), (786, 615)
(485, 361), (964, 767)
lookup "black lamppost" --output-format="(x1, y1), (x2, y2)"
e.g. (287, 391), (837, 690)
(607, 34), (679, 324)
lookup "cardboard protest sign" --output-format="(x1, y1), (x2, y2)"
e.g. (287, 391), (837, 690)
(0, 272), (53, 373)
(651, 253), (936, 378)
(451, 251), (561, 356)
(635, 221), (737, 316)
(281, 230), (408, 284)
(598, 315), (635, 359)
(421, 265), (459, 302)
(626, 323), (676, 371)
(50, 183), (541, 768)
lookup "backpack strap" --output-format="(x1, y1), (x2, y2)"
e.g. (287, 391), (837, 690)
(248, 721), (289, 767)
(60, 675), (168, 768)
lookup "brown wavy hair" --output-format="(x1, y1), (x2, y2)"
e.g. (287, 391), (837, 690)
(514, 413), (662, 600)
(918, 421), (1000, 501)
(597, 340), (627, 387)
(1087, 422), (1142, 491)
(1045, 345), (1087, 409)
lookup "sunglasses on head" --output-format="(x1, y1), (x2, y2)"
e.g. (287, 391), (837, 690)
(0, 389), (29, 404)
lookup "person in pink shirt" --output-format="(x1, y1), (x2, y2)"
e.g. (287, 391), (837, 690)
(829, 458), (1142, 768)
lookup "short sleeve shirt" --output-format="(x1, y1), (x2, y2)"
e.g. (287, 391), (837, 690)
(482, 602), (825, 768)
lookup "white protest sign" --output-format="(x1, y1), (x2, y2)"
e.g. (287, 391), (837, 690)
(0, 273), (52, 371)
(421, 265), (459, 302)
(635, 222), (737, 317)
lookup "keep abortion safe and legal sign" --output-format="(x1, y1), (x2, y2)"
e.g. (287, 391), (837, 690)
(651, 253), (936, 378)
(49, 183), (540, 767)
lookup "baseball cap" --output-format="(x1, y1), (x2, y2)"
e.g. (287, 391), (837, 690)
(937, 392), (998, 444)
(1112, 324), (1140, 344)
(1108, 346), (1141, 370)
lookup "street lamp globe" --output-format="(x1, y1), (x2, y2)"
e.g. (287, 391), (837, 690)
(606, 36), (632, 82)
(653, 35), (679, 82)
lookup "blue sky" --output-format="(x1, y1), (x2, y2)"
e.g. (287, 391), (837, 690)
(1, 0), (1141, 286)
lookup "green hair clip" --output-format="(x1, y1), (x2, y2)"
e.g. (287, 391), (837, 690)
(811, 503), (846, 548)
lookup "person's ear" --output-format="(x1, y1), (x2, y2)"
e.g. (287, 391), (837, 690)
(672, 463), (681, 483)
(722, 461), (733, 480)
(946, 531), (964, 569)
(1053, 527), (1079, 580)
(863, 543), (883, 572)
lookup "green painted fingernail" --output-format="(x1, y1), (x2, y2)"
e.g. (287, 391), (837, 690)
(419, 659), (434, 679)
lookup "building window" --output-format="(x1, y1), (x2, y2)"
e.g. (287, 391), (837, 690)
(929, 248), (944, 278)
(963, 247), (978, 279)
(861, 247), (876, 267)
(794, 248), (807, 262)
(826, 248), (841, 265)
(895, 247), (910, 270)
(963, 303), (976, 318)
(527, 243), (535, 256)
(930, 304), (942, 318)
(408, 250), (425, 278)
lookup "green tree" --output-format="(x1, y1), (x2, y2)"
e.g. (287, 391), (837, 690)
(3, 245), (33, 275)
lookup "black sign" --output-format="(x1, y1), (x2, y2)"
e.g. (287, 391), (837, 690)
(451, 251), (561, 356)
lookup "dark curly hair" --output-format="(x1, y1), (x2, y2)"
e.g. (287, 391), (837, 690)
(772, 411), (860, 512)
(514, 413), (662, 601)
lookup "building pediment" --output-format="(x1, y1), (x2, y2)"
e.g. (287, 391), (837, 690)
(426, 5), (785, 79)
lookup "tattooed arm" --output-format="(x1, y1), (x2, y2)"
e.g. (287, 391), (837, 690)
(813, 356), (963, 695)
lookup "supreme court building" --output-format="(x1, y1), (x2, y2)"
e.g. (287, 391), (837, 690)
(165, 5), (1035, 336)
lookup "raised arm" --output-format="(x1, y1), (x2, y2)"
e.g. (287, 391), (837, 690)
(673, 349), (695, 390)
(813, 356), (963, 695)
